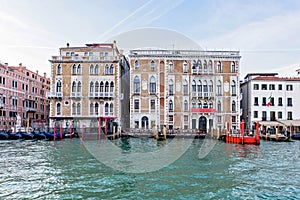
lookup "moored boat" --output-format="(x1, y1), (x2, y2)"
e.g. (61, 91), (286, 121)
(32, 131), (46, 140)
(44, 132), (65, 140)
(19, 132), (35, 140)
(7, 131), (22, 140)
(0, 131), (9, 140)
(292, 133), (300, 140)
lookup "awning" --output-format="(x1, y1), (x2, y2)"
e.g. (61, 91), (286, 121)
(278, 120), (300, 127)
(259, 121), (281, 126)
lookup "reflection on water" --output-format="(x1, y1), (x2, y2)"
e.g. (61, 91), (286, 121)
(0, 139), (299, 199)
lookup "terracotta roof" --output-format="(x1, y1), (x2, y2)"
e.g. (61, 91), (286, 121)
(253, 76), (300, 81)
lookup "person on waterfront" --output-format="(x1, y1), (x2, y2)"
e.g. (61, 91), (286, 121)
(152, 125), (158, 140)
(163, 125), (167, 140)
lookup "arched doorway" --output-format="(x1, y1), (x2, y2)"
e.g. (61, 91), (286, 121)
(199, 116), (207, 133)
(141, 116), (149, 129)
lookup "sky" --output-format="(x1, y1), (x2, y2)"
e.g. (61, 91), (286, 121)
(1, 0), (300, 79)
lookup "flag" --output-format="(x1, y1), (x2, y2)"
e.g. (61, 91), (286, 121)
(266, 94), (272, 106)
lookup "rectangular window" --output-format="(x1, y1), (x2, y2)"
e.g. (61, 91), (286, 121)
(253, 84), (259, 90)
(278, 97), (283, 106)
(184, 115), (188, 124)
(278, 84), (282, 90)
(134, 99), (139, 110)
(261, 84), (267, 90)
(254, 97), (259, 106)
(231, 116), (236, 123)
(287, 98), (293, 106)
(288, 112), (293, 120)
(169, 115), (174, 123)
(134, 120), (139, 128)
(217, 116), (222, 123)
(278, 111), (282, 119)
(262, 97), (266, 106)
(269, 84), (275, 90)
(262, 111), (267, 121)
(286, 85), (293, 91)
(150, 99), (155, 111)
(254, 111), (258, 118)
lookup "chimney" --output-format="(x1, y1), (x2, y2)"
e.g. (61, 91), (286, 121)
(4, 63), (8, 68)
(19, 63), (22, 67)
(67, 43), (70, 48)
(44, 72), (47, 78)
(36, 70), (38, 75)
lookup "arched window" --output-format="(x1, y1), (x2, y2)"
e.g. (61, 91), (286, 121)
(169, 61), (174, 73)
(198, 60), (202, 72)
(150, 60), (155, 70)
(134, 76), (140, 94)
(110, 64), (114, 74)
(231, 80), (236, 95)
(105, 82), (109, 93)
(183, 79), (188, 95)
(77, 64), (81, 74)
(56, 103), (61, 115)
(203, 101), (208, 108)
(208, 60), (213, 72)
(192, 80), (196, 93)
(110, 103), (113, 115)
(104, 103), (109, 115)
(72, 64), (76, 74)
(90, 103), (94, 115)
(198, 101), (202, 108)
(95, 64), (99, 74)
(192, 60), (197, 72)
(134, 60), (139, 69)
(217, 61), (222, 73)
(217, 80), (222, 95)
(90, 65), (94, 74)
(217, 101), (221, 112)
(110, 82), (114, 93)
(203, 60), (207, 72)
(183, 60), (188, 73)
(105, 64), (109, 74)
(149, 76), (156, 94)
(100, 82), (104, 93)
(72, 81), (76, 93)
(56, 80), (62, 92)
(72, 103), (76, 115)
(169, 79), (174, 95)
(192, 101), (196, 108)
(77, 81), (81, 93)
(231, 61), (236, 72)
(95, 103), (99, 115)
(77, 103), (81, 115)
(197, 80), (202, 94)
(203, 80), (208, 96)
(209, 80), (213, 93)
(209, 101), (213, 108)
(169, 99), (173, 111)
(232, 100), (236, 112)
(184, 100), (188, 111)
(95, 81), (99, 92)
(57, 64), (62, 74)
(90, 82), (94, 93)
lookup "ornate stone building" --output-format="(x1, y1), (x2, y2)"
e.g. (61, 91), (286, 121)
(128, 49), (241, 135)
(48, 42), (130, 132)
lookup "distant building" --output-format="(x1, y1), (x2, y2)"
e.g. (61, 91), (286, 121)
(128, 49), (241, 136)
(240, 73), (300, 131)
(0, 62), (50, 130)
(48, 42), (130, 132)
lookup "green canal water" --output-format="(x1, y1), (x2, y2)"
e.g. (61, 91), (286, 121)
(0, 138), (299, 199)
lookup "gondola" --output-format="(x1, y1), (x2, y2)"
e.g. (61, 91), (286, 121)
(19, 132), (35, 140)
(44, 132), (65, 140)
(32, 131), (46, 140)
(7, 131), (22, 140)
(292, 133), (300, 140)
(0, 131), (9, 140)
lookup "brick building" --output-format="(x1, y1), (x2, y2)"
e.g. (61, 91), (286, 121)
(0, 62), (50, 130)
(128, 49), (241, 136)
(48, 42), (130, 132)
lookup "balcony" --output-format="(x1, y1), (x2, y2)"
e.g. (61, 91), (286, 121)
(70, 92), (82, 98)
(89, 92), (114, 98)
(191, 108), (216, 113)
(50, 55), (117, 62)
(46, 92), (63, 99)
(26, 107), (37, 112)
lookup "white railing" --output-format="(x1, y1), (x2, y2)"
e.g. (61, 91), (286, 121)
(46, 92), (63, 98)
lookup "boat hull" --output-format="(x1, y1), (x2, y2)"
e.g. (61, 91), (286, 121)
(225, 135), (260, 145)
(0, 132), (9, 140)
